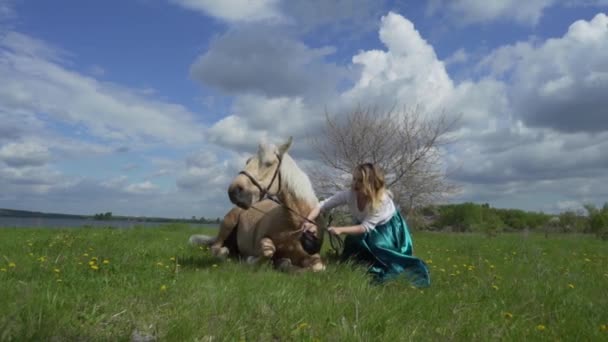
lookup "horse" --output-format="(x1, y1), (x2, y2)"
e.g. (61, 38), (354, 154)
(189, 137), (326, 272)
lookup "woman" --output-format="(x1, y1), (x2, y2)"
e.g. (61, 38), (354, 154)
(302, 163), (430, 287)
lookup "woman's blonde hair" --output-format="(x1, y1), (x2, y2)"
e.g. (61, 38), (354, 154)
(352, 163), (386, 210)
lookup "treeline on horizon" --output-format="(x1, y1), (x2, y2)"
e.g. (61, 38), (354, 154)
(0, 209), (220, 224)
(328, 202), (608, 240)
(412, 202), (608, 239)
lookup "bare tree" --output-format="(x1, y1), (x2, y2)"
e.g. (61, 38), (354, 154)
(308, 105), (460, 215)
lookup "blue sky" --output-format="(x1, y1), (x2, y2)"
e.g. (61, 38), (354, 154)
(1, 0), (607, 218)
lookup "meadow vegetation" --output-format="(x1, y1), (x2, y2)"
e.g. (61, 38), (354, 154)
(1, 224), (607, 341)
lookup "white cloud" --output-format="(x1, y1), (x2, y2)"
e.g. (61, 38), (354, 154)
(478, 13), (608, 133)
(207, 95), (319, 152)
(125, 181), (159, 194)
(169, 0), (283, 23)
(189, 26), (346, 99)
(427, 0), (556, 26)
(0, 141), (50, 167)
(342, 12), (455, 116)
(0, 32), (206, 146)
(445, 48), (469, 65)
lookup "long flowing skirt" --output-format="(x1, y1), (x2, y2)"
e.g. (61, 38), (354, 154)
(340, 211), (431, 287)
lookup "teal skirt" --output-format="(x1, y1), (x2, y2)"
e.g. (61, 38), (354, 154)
(340, 211), (430, 288)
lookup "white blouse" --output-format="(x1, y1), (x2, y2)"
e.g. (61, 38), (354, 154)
(319, 189), (396, 232)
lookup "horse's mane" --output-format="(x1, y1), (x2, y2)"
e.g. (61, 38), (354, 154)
(279, 153), (319, 206)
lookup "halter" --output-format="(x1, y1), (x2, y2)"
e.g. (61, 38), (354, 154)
(238, 153), (282, 201)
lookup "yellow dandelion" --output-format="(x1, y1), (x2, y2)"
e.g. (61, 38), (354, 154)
(28, 252), (34, 257)
(169, 257), (176, 261)
(88, 261), (95, 266)
(8, 262), (16, 268)
(490, 265), (495, 269)
(91, 257), (98, 261)
(90, 265), (99, 270)
(297, 322), (309, 330)
(156, 262), (164, 266)
(427, 259), (433, 264)
(492, 284), (499, 290)
(83, 253), (89, 257)
(568, 284), (575, 289)
(53, 268), (60, 273)
(468, 266), (474, 271)
(28, 242), (33, 247)
(504, 312), (513, 319)
(439, 268), (446, 273)
(536, 324), (546, 331)
(0, 268), (6, 272)
(600, 324), (607, 332)
(160, 285), (167, 291)
(103, 259), (110, 265)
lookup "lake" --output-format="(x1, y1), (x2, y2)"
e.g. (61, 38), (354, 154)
(0, 216), (219, 229)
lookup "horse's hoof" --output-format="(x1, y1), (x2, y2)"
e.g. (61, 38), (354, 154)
(246, 256), (260, 264)
(275, 258), (292, 272)
(212, 247), (230, 260)
(311, 262), (326, 272)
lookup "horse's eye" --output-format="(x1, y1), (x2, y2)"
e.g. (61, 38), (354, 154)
(264, 161), (274, 167)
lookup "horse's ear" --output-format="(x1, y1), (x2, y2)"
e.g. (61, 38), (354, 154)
(278, 136), (293, 156)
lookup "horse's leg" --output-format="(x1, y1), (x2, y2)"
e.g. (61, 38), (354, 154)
(274, 239), (326, 272)
(210, 207), (241, 259)
(259, 237), (276, 258)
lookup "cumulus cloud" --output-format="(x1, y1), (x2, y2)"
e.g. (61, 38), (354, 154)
(342, 12), (455, 116)
(125, 181), (159, 194)
(427, 0), (556, 26)
(176, 149), (244, 192)
(478, 13), (608, 133)
(169, 0), (283, 23)
(0, 141), (50, 167)
(0, 32), (206, 146)
(190, 26), (347, 99)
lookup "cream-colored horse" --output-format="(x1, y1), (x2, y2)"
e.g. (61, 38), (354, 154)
(190, 137), (326, 271)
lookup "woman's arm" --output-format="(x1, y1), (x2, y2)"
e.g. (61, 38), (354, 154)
(328, 224), (366, 236)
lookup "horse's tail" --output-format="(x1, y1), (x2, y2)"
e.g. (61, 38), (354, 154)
(188, 234), (216, 246)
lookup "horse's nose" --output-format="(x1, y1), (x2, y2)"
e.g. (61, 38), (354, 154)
(228, 183), (243, 203)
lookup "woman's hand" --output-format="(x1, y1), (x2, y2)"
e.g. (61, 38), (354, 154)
(301, 221), (315, 232)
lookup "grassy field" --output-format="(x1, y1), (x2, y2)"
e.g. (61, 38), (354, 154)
(1, 225), (607, 341)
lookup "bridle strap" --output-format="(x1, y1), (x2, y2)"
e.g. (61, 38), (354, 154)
(238, 153), (283, 201)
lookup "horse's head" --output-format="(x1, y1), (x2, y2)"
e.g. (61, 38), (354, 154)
(228, 137), (293, 209)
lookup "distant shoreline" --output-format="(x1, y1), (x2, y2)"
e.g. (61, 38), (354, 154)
(0, 208), (219, 225)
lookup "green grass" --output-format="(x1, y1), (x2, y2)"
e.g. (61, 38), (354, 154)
(1, 225), (607, 341)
